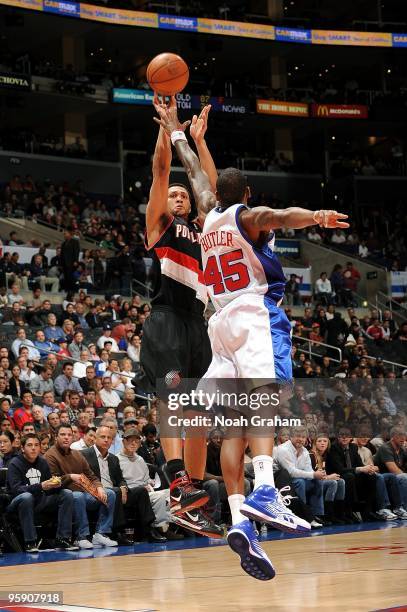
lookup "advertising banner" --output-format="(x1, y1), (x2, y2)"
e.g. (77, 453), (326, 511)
(112, 89), (249, 114)
(275, 27), (312, 44)
(79, 4), (158, 27)
(43, 0), (79, 16)
(257, 99), (309, 117)
(112, 88), (154, 104)
(390, 271), (407, 299)
(392, 34), (407, 47)
(198, 17), (274, 40)
(0, 72), (31, 90)
(275, 240), (301, 258)
(158, 13), (197, 31)
(311, 103), (368, 119)
(312, 29), (392, 47)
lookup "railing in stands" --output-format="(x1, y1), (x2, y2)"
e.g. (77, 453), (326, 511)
(376, 291), (407, 326)
(131, 279), (151, 300)
(292, 335), (342, 363)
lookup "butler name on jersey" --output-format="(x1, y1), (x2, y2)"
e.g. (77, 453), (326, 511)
(201, 204), (287, 311)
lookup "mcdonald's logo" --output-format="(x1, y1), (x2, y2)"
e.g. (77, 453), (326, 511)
(317, 105), (329, 117)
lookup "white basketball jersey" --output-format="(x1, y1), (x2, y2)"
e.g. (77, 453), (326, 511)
(201, 204), (286, 311)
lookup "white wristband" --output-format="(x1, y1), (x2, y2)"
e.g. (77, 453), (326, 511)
(171, 130), (187, 145)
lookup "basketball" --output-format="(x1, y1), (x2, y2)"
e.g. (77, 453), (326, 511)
(146, 52), (189, 96)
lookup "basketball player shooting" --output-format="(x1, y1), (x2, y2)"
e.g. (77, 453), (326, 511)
(154, 96), (350, 580)
(140, 95), (222, 538)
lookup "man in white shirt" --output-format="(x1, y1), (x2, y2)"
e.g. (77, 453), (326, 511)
(11, 328), (41, 361)
(331, 229), (346, 245)
(315, 272), (333, 305)
(71, 426), (97, 450)
(73, 350), (92, 379)
(307, 227), (322, 243)
(99, 376), (121, 409)
(97, 324), (120, 352)
(118, 429), (171, 530)
(274, 426), (324, 523)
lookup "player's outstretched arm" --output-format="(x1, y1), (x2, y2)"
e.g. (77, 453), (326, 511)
(146, 99), (172, 245)
(153, 96), (216, 225)
(240, 206), (349, 241)
(190, 105), (218, 193)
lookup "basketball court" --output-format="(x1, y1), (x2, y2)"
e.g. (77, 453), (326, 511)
(0, 523), (405, 612)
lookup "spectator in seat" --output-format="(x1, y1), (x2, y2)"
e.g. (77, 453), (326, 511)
(99, 375), (121, 409)
(374, 427), (407, 519)
(82, 426), (166, 543)
(7, 433), (78, 552)
(79, 365), (97, 394)
(309, 435), (346, 524)
(315, 272), (332, 306)
(44, 313), (65, 344)
(32, 406), (49, 434)
(11, 328), (40, 361)
(54, 362), (83, 397)
(71, 426), (97, 450)
(97, 324), (120, 352)
(0, 430), (20, 467)
(355, 435), (399, 520)
(285, 274), (300, 306)
(7, 283), (25, 306)
(118, 429), (179, 540)
(274, 426), (324, 527)
(307, 227), (322, 243)
(47, 412), (61, 439)
(137, 424), (163, 467)
(45, 424), (117, 549)
(8, 364), (26, 399)
(41, 391), (59, 418)
(366, 319), (385, 343)
(30, 254), (59, 293)
(30, 366), (54, 399)
(13, 390), (35, 430)
(68, 330), (88, 361)
(34, 330), (59, 360)
(326, 428), (379, 521)
(100, 416), (122, 455)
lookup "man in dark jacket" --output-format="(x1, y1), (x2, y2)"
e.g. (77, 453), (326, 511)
(326, 427), (377, 520)
(6, 433), (78, 552)
(81, 426), (165, 543)
(60, 230), (80, 291)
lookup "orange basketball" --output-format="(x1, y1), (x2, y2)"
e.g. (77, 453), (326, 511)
(146, 52), (189, 96)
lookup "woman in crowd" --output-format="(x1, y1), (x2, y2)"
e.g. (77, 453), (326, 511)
(127, 334), (141, 365)
(0, 430), (20, 466)
(310, 435), (346, 524)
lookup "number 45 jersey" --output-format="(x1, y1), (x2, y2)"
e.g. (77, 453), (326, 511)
(201, 204), (292, 381)
(201, 204), (286, 311)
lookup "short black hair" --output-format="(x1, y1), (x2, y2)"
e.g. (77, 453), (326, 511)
(142, 423), (157, 436)
(216, 168), (247, 208)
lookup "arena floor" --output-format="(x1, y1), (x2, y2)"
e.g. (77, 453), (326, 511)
(0, 523), (405, 612)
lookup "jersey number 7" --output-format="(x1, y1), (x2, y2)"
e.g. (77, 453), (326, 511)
(204, 249), (250, 295)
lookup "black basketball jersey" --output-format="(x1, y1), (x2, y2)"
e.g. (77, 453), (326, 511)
(146, 216), (207, 316)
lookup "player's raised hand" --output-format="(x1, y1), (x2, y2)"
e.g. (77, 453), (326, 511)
(190, 105), (211, 144)
(314, 210), (350, 229)
(153, 94), (191, 135)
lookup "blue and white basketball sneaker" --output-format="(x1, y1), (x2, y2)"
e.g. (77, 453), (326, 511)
(241, 485), (311, 533)
(227, 519), (275, 581)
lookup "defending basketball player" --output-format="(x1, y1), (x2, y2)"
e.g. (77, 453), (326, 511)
(140, 96), (222, 538)
(153, 96), (350, 580)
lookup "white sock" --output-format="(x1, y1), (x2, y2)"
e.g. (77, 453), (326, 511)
(253, 455), (275, 489)
(228, 494), (246, 525)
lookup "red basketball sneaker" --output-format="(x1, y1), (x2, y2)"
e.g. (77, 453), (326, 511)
(170, 471), (209, 515)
